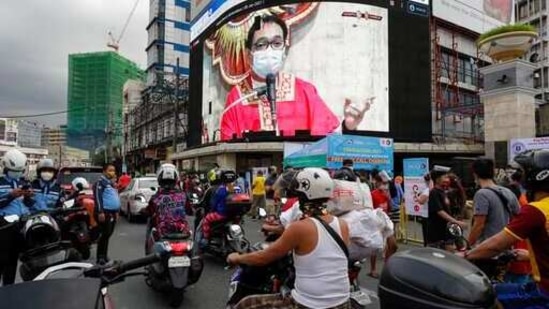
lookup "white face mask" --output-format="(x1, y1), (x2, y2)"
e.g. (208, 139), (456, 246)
(252, 48), (285, 79)
(7, 171), (23, 179)
(41, 172), (54, 182)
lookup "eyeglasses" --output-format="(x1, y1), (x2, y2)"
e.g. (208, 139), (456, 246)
(252, 39), (285, 51)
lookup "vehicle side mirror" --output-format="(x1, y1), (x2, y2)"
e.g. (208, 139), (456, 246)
(150, 187), (157, 191)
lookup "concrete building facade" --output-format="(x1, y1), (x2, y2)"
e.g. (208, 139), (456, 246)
(41, 125), (67, 148)
(16, 120), (42, 148)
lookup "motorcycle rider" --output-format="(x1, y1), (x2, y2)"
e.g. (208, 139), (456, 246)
(200, 169), (238, 247)
(144, 163), (189, 251)
(227, 168), (351, 309)
(464, 149), (549, 307)
(30, 158), (63, 212)
(0, 149), (32, 285)
(93, 163), (121, 264)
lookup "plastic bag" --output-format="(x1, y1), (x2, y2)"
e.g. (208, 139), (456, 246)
(339, 209), (385, 261)
(327, 179), (373, 216)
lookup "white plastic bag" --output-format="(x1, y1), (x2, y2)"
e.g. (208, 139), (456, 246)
(327, 179), (373, 215)
(339, 209), (385, 261)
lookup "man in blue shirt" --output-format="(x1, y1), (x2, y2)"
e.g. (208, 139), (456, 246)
(30, 159), (63, 212)
(93, 163), (121, 264)
(0, 149), (32, 285)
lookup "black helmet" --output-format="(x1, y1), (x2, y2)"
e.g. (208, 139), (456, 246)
(512, 149), (549, 192)
(219, 169), (237, 184)
(333, 167), (357, 181)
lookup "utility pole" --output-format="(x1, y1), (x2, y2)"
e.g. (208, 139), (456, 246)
(106, 109), (113, 164)
(173, 57), (180, 154)
(58, 144), (62, 168)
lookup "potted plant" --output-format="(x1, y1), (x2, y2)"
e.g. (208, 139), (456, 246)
(477, 23), (538, 62)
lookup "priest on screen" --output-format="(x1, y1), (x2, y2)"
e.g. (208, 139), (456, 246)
(220, 14), (372, 141)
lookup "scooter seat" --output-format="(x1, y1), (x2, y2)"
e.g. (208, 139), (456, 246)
(163, 232), (191, 240)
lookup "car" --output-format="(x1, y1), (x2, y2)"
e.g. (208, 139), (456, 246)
(57, 166), (104, 192)
(119, 177), (159, 222)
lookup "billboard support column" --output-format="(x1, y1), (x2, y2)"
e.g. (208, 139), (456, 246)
(480, 60), (537, 163)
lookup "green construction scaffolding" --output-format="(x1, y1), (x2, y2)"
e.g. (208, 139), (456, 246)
(67, 51), (144, 152)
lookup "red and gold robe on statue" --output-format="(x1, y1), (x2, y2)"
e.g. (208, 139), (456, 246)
(220, 72), (340, 141)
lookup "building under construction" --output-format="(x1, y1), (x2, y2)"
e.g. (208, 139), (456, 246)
(67, 51), (144, 154)
(430, 17), (488, 146)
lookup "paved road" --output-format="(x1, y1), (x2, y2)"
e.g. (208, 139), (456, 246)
(106, 217), (389, 309)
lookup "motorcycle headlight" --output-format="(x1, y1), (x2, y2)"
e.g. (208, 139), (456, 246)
(228, 224), (243, 239)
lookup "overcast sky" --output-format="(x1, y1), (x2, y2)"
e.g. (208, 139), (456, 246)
(0, 0), (148, 127)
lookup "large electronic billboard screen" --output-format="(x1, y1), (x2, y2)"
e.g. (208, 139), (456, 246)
(202, 2), (388, 141)
(187, 0), (432, 146)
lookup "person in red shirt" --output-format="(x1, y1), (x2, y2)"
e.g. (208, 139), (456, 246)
(369, 174), (391, 278)
(464, 149), (549, 307)
(117, 172), (132, 192)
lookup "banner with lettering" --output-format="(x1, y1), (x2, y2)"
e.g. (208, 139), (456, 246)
(403, 158), (429, 218)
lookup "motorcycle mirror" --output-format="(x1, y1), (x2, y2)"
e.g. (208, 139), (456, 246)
(150, 187), (157, 191)
(258, 208), (267, 218)
(3, 214), (19, 223)
(447, 223), (463, 237)
(63, 199), (75, 209)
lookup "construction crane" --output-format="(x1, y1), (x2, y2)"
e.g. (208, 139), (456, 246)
(107, 0), (141, 52)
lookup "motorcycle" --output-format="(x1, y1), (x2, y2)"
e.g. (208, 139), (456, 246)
(194, 192), (251, 258)
(0, 252), (170, 309)
(145, 228), (204, 307)
(378, 223), (517, 308)
(52, 198), (93, 259)
(446, 222), (517, 284)
(227, 208), (294, 308)
(14, 210), (82, 281)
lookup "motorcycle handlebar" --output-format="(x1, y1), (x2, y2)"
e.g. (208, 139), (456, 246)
(116, 253), (162, 273)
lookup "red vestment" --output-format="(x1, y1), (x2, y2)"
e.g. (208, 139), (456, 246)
(220, 73), (340, 141)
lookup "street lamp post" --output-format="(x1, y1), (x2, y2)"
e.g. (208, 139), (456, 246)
(173, 57), (180, 152)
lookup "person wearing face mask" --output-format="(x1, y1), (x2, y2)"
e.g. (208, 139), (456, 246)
(424, 166), (467, 250)
(93, 163), (120, 264)
(0, 149), (32, 285)
(29, 159), (63, 212)
(220, 14), (371, 141)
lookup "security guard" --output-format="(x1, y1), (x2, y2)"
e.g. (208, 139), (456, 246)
(30, 158), (63, 212)
(0, 149), (32, 285)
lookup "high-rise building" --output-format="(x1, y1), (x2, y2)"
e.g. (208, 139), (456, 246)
(146, 0), (190, 85)
(42, 125), (67, 147)
(67, 51), (144, 152)
(16, 120), (42, 148)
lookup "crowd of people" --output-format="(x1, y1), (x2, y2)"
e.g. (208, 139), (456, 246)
(1, 146), (549, 307)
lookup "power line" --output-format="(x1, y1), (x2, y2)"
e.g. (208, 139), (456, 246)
(0, 107), (88, 119)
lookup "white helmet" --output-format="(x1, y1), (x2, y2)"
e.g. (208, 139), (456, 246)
(156, 163), (179, 183)
(290, 168), (334, 203)
(2, 149), (27, 172)
(72, 177), (90, 190)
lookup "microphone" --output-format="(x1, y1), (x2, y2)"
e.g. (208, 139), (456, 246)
(266, 73), (278, 135)
(221, 86), (267, 115)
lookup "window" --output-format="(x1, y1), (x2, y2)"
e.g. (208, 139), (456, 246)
(185, 9), (190, 22)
